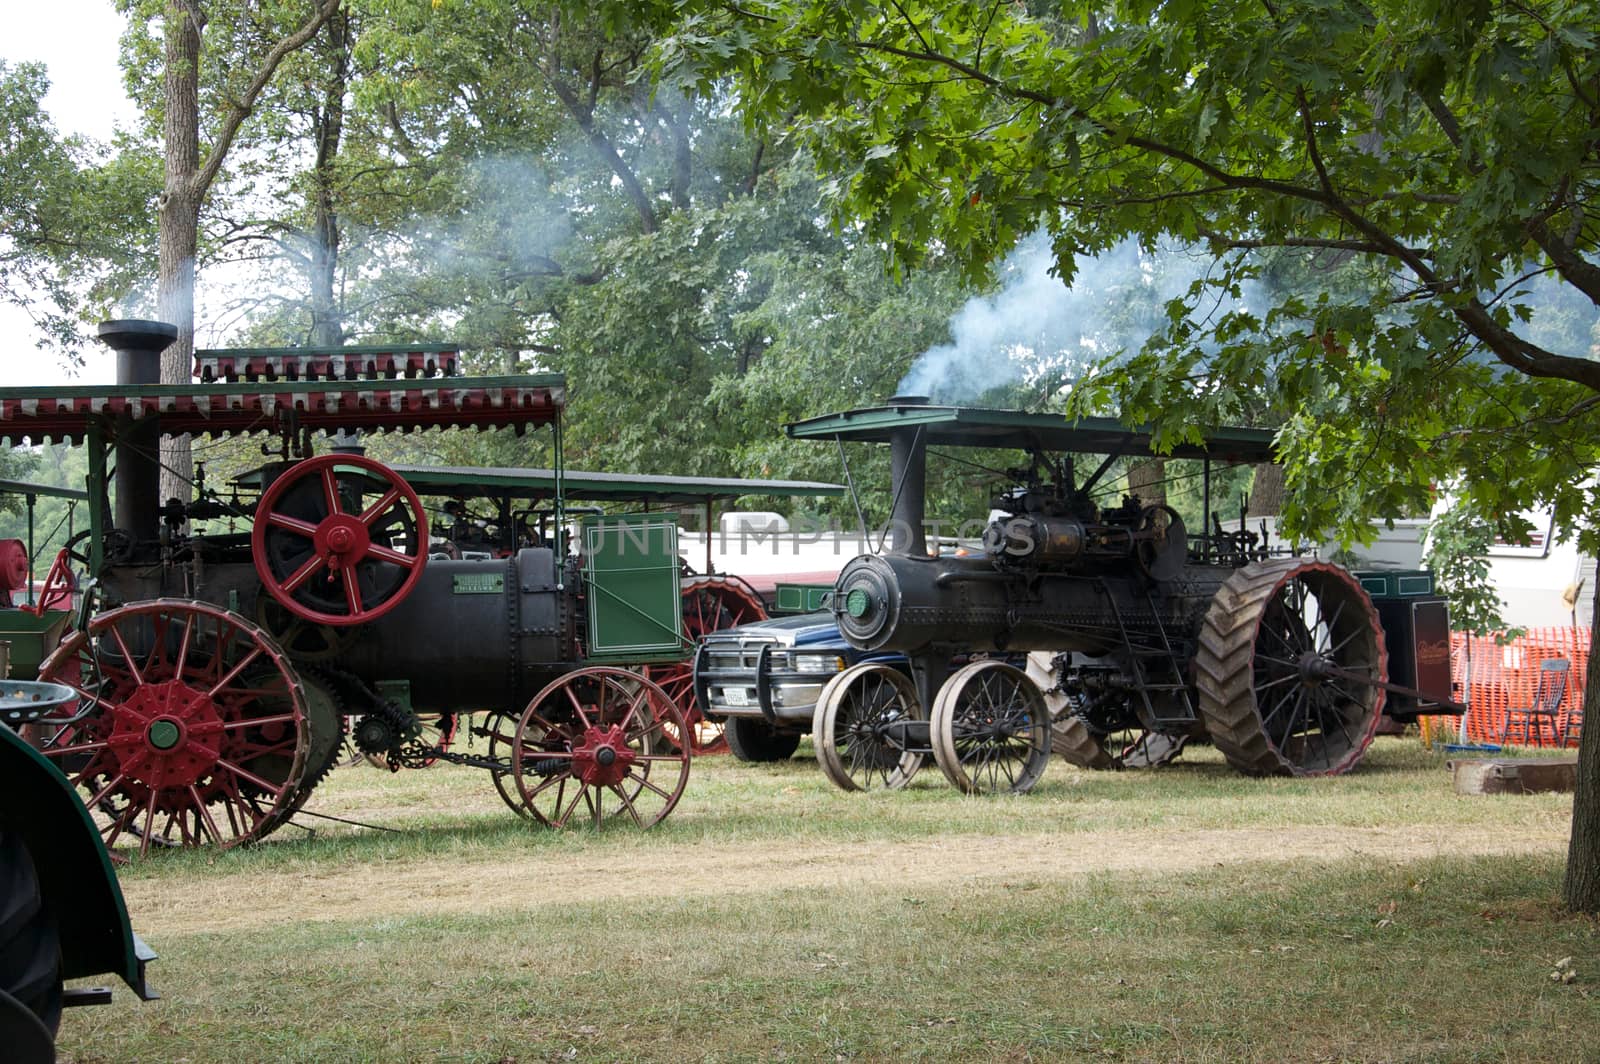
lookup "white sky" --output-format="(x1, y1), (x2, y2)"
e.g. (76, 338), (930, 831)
(2, 0), (139, 390)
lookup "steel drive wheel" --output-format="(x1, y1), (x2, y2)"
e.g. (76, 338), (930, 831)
(1194, 558), (1387, 776)
(643, 575), (769, 755)
(930, 661), (1052, 795)
(251, 454), (429, 627)
(510, 668), (691, 829)
(36, 600), (311, 855)
(811, 663), (924, 792)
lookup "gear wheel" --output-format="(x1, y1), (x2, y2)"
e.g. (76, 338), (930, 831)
(281, 669), (347, 816)
(352, 701), (416, 769)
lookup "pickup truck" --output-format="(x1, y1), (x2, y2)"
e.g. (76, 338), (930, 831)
(693, 612), (902, 761)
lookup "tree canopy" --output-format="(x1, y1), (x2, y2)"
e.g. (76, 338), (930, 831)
(661, 0), (1600, 547)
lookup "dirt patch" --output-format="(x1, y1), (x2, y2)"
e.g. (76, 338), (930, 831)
(123, 823), (1567, 937)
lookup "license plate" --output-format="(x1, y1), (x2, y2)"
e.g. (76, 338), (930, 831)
(722, 688), (751, 707)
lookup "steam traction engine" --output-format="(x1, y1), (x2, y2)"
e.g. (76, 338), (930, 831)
(0, 319), (751, 854)
(787, 399), (1447, 795)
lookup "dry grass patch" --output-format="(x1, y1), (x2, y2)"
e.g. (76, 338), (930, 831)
(57, 736), (1595, 1062)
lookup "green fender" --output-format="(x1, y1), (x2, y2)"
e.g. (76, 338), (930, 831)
(0, 720), (157, 1000)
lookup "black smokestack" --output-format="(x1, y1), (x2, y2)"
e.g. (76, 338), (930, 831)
(97, 319), (178, 541)
(886, 395), (928, 555)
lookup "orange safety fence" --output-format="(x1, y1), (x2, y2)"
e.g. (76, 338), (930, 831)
(1418, 627), (1588, 747)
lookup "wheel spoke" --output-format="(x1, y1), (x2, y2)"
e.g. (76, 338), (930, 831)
(366, 543), (418, 569)
(320, 465), (343, 516)
(188, 786), (224, 844)
(107, 625), (145, 687)
(358, 488), (402, 528)
(280, 553), (327, 594)
(338, 567), (362, 615)
(216, 757), (287, 797)
(266, 511), (321, 537)
(209, 646), (265, 697)
(137, 789), (159, 858)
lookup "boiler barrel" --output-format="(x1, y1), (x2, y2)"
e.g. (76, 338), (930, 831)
(342, 550), (571, 712)
(831, 552), (1222, 655)
(830, 553), (1121, 654)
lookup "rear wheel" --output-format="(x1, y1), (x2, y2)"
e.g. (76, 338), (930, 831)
(36, 599), (311, 856)
(1195, 558), (1387, 776)
(724, 716), (802, 762)
(0, 831), (61, 1052)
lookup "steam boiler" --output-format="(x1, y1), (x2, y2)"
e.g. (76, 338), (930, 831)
(0, 319), (795, 852)
(784, 397), (1446, 795)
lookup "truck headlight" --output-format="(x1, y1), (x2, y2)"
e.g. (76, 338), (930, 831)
(795, 654), (842, 674)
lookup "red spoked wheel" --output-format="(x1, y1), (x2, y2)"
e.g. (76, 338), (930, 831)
(21, 549), (75, 616)
(643, 575), (768, 755)
(509, 667), (691, 829)
(251, 454), (428, 627)
(35, 599), (310, 857)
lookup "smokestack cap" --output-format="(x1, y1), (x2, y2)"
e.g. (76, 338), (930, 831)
(887, 394), (930, 406)
(97, 319), (178, 355)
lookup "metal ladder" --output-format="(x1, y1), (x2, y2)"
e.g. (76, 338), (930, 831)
(1100, 580), (1196, 725)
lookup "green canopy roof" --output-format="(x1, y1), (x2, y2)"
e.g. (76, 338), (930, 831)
(0, 479), (89, 502)
(391, 465), (843, 503)
(233, 463), (843, 504)
(786, 403), (1278, 464)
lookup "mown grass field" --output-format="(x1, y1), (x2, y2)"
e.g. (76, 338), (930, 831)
(60, 737), (1599, 1063)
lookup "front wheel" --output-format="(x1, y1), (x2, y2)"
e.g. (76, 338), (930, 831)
(509, 669), (691, 829)
(929, 661), (1051, 795)
(811, 664), (924, 792)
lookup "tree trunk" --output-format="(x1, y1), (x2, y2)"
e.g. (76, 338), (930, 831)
(1246, 462), (1285, 516)
(1562, 593), (1600, 912)
(157, 0), (204, 505)
(307, 10), (349, 348)
(1127, 459), (1166, 509)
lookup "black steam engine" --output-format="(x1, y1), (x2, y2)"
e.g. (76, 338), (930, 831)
(789, 398), (1443, 795)
(0, 319), (737, 853)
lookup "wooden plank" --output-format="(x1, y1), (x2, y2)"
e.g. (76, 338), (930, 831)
(1448, 755), (1579, 795)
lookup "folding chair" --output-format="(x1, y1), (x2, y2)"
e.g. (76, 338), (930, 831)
(1562, 686), (1584, 748)
(1500, 657), (1569, 747)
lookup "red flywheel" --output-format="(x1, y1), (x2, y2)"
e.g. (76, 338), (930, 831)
(251, 454), (429, 626)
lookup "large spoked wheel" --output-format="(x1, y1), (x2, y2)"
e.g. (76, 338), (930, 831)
(509, 668), (691, 829)
(1195, 558), (1388, 776)
(930, 661), (1052, 795)
(811, 663), (924, 792)
(251, 453), (429, 627)
(643, 576), (769, 755)
(35, 600), (311, 856)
